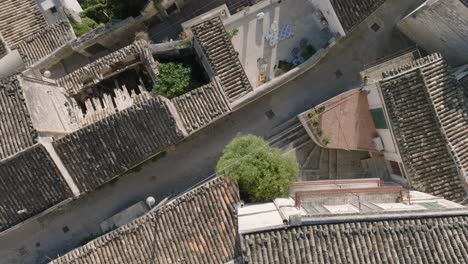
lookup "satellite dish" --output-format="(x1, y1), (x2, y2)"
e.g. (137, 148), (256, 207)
(146, 196), (156, 208)
(43, 70), (52, 78)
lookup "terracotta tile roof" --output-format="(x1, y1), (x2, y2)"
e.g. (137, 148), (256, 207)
(379, 53), (468, 202)
(172, 81), (231, 134)
(52, 96), (184, 193)
(0, 75), (36, 160)
(50, 177), (241, 264)
(331, 0), (386, 33)
(0, 144), (72, 232)
(56, 40), (153, 95)
(241, 214), (468, 263)
(0, 0), (48, 48)
(192, 17), (252, 102)
(17, 21), (75, 66)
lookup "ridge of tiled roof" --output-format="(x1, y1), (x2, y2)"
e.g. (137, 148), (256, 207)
(172, 81), (231, 134)
(0, 144), (72, 232)
(0, 38), (7, 60)
(330, 0), (386, 33)
(0, 74), (37, 160)
(241, 213), (468, 263)
(56, 40), (153, 95)
(52, 96), (185, 193)
(379, 53), (467, 201)
(192, 17), (252, 102)
(0, 0), (48, 48)
(50, 177), (241, 264)
(16, 21), (75, 66)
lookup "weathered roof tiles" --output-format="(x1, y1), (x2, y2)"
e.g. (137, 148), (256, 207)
(50, 177), (241, 264)
(56, 40), (153, 95)
(242, 214), (468, 264)
(0, 144), (72, 232)
(0, 0), (48, 48)
(53, 96), (184, 193)
(172, 81), (231, 133)
(192, 17), (252, 102)
(17, 21), (75, 66)
(0, 75), (36, 160)
(380, 53), (468, 201)
(331, 0), (386, 33)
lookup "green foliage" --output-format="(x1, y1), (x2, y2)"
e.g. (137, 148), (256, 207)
(216, 135), (299, 202)
(153, 62), (192, 98)
(80, 0), (147, 21)
(228, 29), (239, 39)
(81, 3), (109, 24)
(278, 60), (294, 72)
(301, 44), (316, 60)
(317, 106), (326, 113)
(68, 15), (100, 37)
(315, 127), (322, 137)
(322, 137), (330, 145)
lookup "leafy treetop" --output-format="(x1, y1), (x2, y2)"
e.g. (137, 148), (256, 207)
(216, 135), (299, 202)
(153, 62), (192, 99)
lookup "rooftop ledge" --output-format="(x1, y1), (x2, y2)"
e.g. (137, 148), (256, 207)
(298, 88), (378, 151)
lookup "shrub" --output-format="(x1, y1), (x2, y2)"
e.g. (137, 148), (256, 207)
(278, 60), (294, 72)
(301, 44), (316, 60)
(315, 127), (323, 137)
(317, 106), (326, 113)
(153, 62), (191, 98)
(216, 135), (299, 202)
(228, 29), (239, 39)
(308, 111), (317, 119)
(322, 137), (330, 145)
(68, 15), (100, 37)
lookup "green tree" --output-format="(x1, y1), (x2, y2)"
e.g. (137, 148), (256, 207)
(68, 15), (100, 37)
(153, 62), (192, 98)
(216, 135), (299, 202)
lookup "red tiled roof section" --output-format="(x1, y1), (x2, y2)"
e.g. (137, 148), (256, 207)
(50, 177), (241, 264)
(301, 88), (378, 151)
(331, 0), (386, 32)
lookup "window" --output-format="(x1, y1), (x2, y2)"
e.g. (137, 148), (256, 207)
(166, 3), (178, 15)
(370, 108), (388, 129)
(389, 160), (402, 177)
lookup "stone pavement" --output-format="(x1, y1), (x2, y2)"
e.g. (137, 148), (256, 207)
(0, 0), (422, 262)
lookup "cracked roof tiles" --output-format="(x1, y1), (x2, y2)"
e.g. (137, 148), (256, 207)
(50, 177), (240, 264)
(379, 53), (468, 202)
(0, 144), (72, 232)
(242, 213), (468, 263)
(53, 96), (184, 193)
(192, 17), (252, 102)
(0, 75), (36, 160)
(331, 0), (386, 33)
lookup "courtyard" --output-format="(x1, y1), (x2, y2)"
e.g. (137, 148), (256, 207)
(225, 0), (334, 88)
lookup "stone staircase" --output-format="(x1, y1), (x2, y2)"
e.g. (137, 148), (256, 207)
(268, 116), (372, 181)
(267, 117), (310, 152)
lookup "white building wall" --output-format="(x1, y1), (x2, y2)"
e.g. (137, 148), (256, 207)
(309, 0), (345, 36)
(398, 0), (468, 66)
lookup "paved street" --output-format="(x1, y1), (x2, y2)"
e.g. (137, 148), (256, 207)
(0, 0), (422, 263)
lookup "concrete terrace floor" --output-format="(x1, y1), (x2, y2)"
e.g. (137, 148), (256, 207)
(226, 0), (332, 88)
(0, 0), (423, 263)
